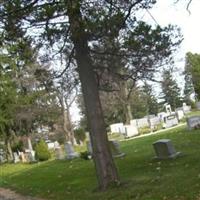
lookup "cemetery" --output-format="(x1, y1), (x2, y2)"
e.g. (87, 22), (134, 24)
(1, 110), (200, 200)
(1, 1), (200, 199)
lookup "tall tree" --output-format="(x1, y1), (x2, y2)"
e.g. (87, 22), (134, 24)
(185, 52), (200, 100)
(160, 69), (182, 110)
(0, 0), (181, 190)
(142, 82), (159, 115)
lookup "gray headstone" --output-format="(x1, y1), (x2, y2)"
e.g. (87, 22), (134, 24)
(153, 139), (181, 159)
(109, 140), (125, 158)
(64, 142), (79, 159)
(187, 116), (200, 130)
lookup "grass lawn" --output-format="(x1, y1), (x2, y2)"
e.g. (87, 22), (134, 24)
(1, 125), (200, 200)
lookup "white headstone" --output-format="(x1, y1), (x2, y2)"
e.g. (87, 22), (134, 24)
(165, 104), (172, 114)
(137, 118), (149, 128)
(110, 123), (125, 134)
(182, 103), (191, 113)
(157, 112), (168, 122)
(13, 152), (20, 163)
(149, 117), (160, 126)
(163, 114), (178, 128)
(130, 119), (137, 127)
(25, 149), (36, 162)
(176, 110), (185, 121)
(124, 125), (138, 137)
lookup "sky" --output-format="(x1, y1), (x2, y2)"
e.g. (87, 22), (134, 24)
(146, 0), (200, 68)
(70, 0), (200, 123)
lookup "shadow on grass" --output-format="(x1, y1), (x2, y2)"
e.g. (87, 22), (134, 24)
(1, 126), (200, 200)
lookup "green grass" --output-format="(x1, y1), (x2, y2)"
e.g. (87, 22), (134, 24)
(1, 126), (200, 199)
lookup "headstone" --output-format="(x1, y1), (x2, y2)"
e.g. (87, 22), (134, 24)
(55, 147), (65, 160)
(0, 149), (6, 163)
(110, 123), (125, 134)
(153, 139), (181, 159)
(149, 116), (161, 130)
(64, 142), (79, 159)
(124, 125), (138, 137)
(176, 110), (185, 121)
(196, 102), (200, 110)
(137, 118), (149, 128)
(19, 152), (27, 163)
(13, 152), (20, 163)
(54, 141), (60, 149)
(157, 112), (168, 122)
(165, 104), (172, 114)
(182, 103), (191, 113)
(163, 114), (178, 128)
(47, 142), (55, 150)
(187, 116), (200, 130)
(25, 149), (36, 162)
(109, 140), (125, 158)
(130, 119), (137, 127)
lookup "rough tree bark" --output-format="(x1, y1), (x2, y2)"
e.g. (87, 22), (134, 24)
(67, 1), (120, 190)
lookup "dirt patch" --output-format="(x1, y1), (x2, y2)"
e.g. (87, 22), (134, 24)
(0, 188), (45, 200)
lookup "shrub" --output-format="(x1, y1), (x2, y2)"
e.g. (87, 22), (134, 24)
(80, 151), (92, 160)
(35, 140), (51, 161)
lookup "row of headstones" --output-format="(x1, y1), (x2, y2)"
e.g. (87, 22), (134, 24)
(13, 150), (36, 163)
(60, 114), (200, 161)
(154, 115), (200, 159)
(110, 103), (192, 138)
(55, 140), (126, 160)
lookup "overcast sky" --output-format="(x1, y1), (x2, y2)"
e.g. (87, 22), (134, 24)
(146, 0), (200, 65)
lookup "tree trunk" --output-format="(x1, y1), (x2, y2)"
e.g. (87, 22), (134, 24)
(5, 138), (13, 162)
(67, 1), (120, 190)
(119, 81), (133, 123)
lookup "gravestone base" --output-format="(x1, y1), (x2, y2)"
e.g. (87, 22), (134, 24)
(153, 151), (181, 160)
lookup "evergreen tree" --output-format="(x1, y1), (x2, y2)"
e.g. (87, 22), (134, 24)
(142, 82), (159, 115)
(160, 70), (182, 110)
(185, 52), (200, 100)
